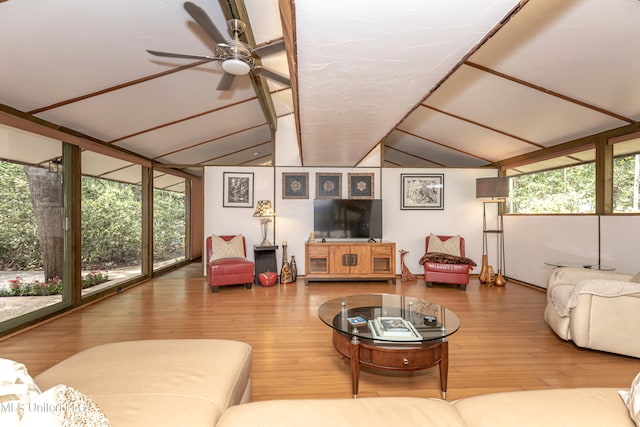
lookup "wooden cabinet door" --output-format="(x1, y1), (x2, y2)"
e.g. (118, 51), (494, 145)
(349, 245), (371, 275)
(329, 244), (352, 274)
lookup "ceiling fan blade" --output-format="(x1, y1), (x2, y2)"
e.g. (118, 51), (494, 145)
(216, 73), (235, 91)
(252, 39), (285, 58)
(147, 49), (217, 61)
(184, 1), (228, 45)
(253, 67), (290, 86)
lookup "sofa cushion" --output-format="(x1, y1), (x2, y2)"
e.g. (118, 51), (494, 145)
(210, 234), (245, 261)
(216, 397), (468, 427)
(427, 234), (461, 256)
(619, 372), (640, 426)
(35, 339), (252, 426)
(453, 388), (635, 427)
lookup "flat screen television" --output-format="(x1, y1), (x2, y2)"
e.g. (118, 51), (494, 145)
(313, 199), (382, 239)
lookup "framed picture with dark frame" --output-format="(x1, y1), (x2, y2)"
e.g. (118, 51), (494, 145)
(401, 173), (444, 210)
(282, 172), (309, 199)
(223, 172), (254, 208)
(348, 173), (374, 199)
(316, 173), (342, 199)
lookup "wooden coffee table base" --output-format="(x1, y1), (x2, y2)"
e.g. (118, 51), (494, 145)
(332, 330), (449, 399)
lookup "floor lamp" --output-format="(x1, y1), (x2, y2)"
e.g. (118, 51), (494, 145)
(476, 177), (509, 287)
(253, 200), (276, 246)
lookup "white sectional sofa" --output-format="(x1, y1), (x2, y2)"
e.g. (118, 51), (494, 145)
(3, 339), (637, 427)
(544, 267), (640, 357)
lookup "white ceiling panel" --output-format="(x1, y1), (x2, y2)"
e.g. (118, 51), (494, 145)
(2, 0), (640, 174)
(113, 100), (268, 159)
(385, 130), (486, 168)
(470, 0), (640, 121)
(425, 65), (629, 147)
(207, 142), (273, 166)
(295, 0), (521, 166)
(398, 108), (536, 163)
(0, 0), (229, 111)
(36, 64), (256, 142)
(81, 151), (134, 177)
(157, 125), (272, 165)
(0, 125), (61, 165)
(101, 165), (143, 185)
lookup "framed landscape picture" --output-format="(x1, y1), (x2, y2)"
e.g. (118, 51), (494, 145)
(348, 173), (374, 199)
(401, 174), (444, 210)
(223, 172), (254, 208)
(316, 173), (342, 199)
(282, 173), (309, 199)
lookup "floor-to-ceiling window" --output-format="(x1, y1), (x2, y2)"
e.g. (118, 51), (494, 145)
(0, 125), (68, 327)
(153, 171), (187, 271)
(81, 150), (144, 297)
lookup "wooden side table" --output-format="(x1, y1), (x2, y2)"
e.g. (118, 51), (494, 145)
(253, 245), (279, 284)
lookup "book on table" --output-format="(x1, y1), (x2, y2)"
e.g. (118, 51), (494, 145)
(368, 317), (422, 340)
(347, 316), (367, 327)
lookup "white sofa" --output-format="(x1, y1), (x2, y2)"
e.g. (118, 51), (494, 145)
(34, 339), (252, 426)
(544, 267), (640, 358)
(4, 339), (639, 426)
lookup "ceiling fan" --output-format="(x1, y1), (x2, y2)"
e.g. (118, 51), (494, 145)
(147, 1), (290, 90)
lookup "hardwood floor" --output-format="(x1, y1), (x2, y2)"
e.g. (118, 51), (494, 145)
(0, 263), (638, 401)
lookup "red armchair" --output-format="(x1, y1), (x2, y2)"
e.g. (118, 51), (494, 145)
(206, 235), (254, 293)
(423, 235), (473, 291)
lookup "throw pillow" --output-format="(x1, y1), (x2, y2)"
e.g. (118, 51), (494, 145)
(619, 372), (640, 426)
(427, 234), (461, 257)
(0, 358), (41, 425)
(21, 384), (110, 426)
(419, 252), (477, 266)
(210, 234), (245, 261)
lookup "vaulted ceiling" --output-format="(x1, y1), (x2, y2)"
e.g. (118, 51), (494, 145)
(1, 0), (640, 180)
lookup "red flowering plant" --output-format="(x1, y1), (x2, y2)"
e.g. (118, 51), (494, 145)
(0, 272), (104, 297)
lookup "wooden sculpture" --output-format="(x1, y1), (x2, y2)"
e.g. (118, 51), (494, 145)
(399, 249), (417, 282)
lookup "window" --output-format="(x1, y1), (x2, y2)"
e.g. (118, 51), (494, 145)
(612, 136), (640, 213)
(81, 151), (143, 297)
(153, 172), (186, 271)
(505, 147), (596, 214)
(0, 125), (67, 327)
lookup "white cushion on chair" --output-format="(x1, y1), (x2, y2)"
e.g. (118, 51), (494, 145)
(210, 234), (245, 261)
(427, 234), (461, 257)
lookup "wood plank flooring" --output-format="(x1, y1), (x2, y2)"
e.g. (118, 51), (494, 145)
(0, 263), (638, 401)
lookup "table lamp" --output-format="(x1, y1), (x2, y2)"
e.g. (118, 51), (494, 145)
(253, 200), (276, 246)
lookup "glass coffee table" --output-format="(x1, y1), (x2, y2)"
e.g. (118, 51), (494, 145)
(318, 293), (460, 398)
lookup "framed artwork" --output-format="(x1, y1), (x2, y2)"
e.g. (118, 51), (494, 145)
(223, 172), (254, 208)
(348, 173), (374, 199)
(401, 174), (444, 210)
(316, 173), (342, 199)
(282, 173), (309, 199)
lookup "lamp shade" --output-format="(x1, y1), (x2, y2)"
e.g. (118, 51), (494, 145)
(476, 177), (509, 199)
(253, 200), (275, 218)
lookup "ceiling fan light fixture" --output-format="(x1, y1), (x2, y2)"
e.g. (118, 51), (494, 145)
(222, 58), (250, 75)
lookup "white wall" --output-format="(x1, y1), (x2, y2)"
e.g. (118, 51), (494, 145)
(205, 166), (496, 276)
(600, 216), (640, 274)
(205, 165), (640, 286)
(504, 216), (599, 287)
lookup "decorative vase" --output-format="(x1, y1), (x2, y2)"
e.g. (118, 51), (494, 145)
(479, 254), (490, 284)
(486, 265), (495, 287)
(290, 255), (297, 282)
(280, 243), (292, 284)
(494, 269), (506, 287)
